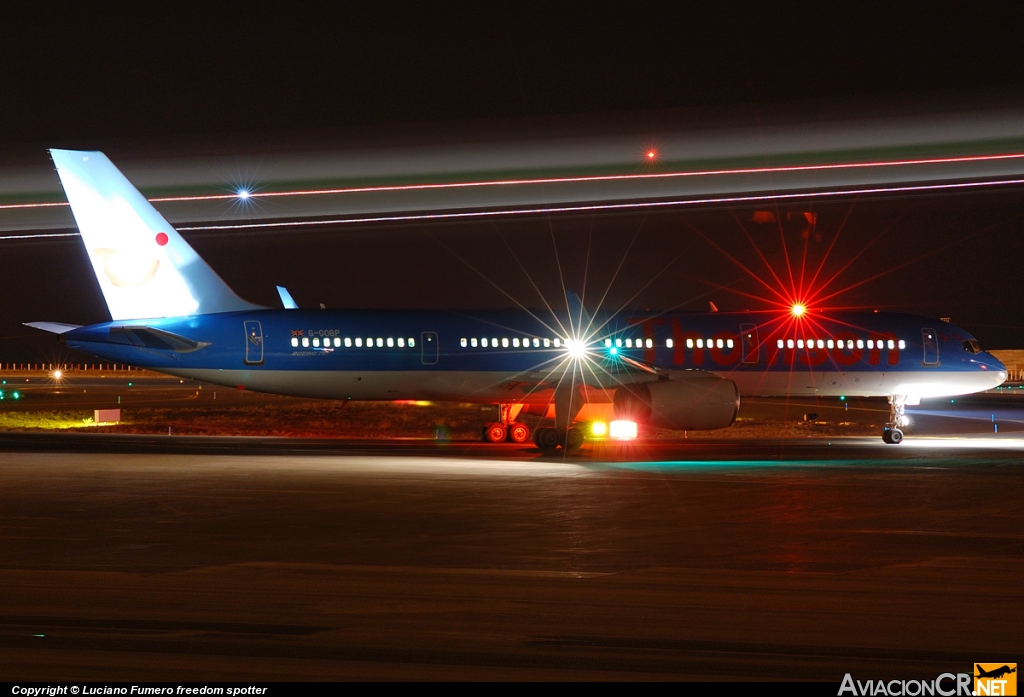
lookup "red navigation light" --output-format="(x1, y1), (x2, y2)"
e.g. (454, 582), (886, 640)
(155, 232), (169, 246)
(646, 150), (657, 160)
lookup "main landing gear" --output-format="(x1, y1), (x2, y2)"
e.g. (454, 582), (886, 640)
(882, 395), (907, 444)
(532, 425), (585, 451)
(533, 384), (586, 453)
(482, 403), (531, 444)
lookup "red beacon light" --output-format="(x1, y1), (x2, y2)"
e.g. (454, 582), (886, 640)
(790, 303), (807, 318)
(646, 150), (657, 161)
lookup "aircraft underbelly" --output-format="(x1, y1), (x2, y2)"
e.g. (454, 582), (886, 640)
(728, 369), (999, 398)
(160, 369), (558, 402)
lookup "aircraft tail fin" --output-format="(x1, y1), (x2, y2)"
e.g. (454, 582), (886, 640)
(49, 149), (264, 321)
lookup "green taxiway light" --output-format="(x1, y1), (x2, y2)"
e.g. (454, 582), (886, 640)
(12, 391), (20, 400)
(839, 395), (845, 401)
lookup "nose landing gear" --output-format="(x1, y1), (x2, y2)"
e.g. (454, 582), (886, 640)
(882, 395), (907, 444)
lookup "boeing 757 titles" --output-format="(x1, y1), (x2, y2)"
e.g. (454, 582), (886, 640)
(26, 150), (1007, 449)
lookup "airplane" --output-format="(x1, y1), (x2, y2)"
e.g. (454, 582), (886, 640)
(976, 666), (1016, 680)
(25, 149), (1008, 449)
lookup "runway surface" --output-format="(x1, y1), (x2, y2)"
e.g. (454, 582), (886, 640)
(0, 434), (1020, 680)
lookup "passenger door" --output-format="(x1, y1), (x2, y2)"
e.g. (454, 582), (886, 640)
(922, 328), (939, 366)
(244, 320), (265, 365)
(740, 323), (759, 364)
(421, 331), (439, 365)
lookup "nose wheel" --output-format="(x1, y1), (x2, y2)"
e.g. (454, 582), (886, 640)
(882, 427), (903, 444)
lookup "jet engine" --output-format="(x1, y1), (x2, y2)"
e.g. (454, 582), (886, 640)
(613, 372), (739, 431)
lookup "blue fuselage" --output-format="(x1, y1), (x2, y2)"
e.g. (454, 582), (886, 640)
(62, 308), (1007, 403)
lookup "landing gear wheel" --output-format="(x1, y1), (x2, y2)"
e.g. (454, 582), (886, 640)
(882, 429), (893, 444)
(507, 422), (530, 444)
(483, 422), (507, 443)
(535, 426), (560, 451)
(564, 426), (585, 450)
(888, 428), (903, 444)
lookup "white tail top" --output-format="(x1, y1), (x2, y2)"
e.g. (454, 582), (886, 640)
(50, 149), (262, 320)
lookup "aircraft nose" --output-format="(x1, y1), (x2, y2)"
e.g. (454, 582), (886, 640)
(979, 352), (1008, 387)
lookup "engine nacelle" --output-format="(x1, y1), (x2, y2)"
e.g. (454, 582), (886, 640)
(613, 372), (739, 431)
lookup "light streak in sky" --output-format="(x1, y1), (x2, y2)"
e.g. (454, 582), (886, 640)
(175, 176), (1024, 232)
(3, 150), (1024, 211)
(4, 174), (1024, 242)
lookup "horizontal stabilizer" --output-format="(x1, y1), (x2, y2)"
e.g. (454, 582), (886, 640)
(107, 326), (210, 353)
(277, 286), (299, 309)
(24, 321), (82, 334)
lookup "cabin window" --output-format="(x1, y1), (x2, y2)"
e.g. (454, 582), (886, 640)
(887, 340), (895, 350)
(604, 338), (612, 347)
(512, 338), (520, 347)
(898, 340), (906, 350)
(686, 339), (694, 349)
(797, 339), (804, 349)
(625, 338), (632, 348)
(543, 338), (551, 348)
(726, 339), (734, 348)
(787, 339), (794, 349)
(816, 340), (823, 349)
(533, 338), (540, 347)
(398, 337), (405, 347)
(502, 338), (509, 348)
(460, 338), (467, 347)
(856, 340), (864, 349)
(666, 338), (674, 348)
(777, 339), (784, 349)
(301, 337), (310, 347)
(826, 339), (834, 349)
(312, 338), (320, 347)
(615, 338), (623, 347)
(554, 338), (561, 347)
(408, 338), (415, 347)
(646, 338), (653, 348)
(696, 339), (703, 348)
(344, 338), (352, 347)
(291, 338), (299, 347)
(867, 340), (874, 349)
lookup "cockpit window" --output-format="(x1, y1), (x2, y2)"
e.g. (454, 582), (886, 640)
(962, 339), (981, 354)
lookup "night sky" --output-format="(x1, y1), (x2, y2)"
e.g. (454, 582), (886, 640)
(4, 5), (1024, 363)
